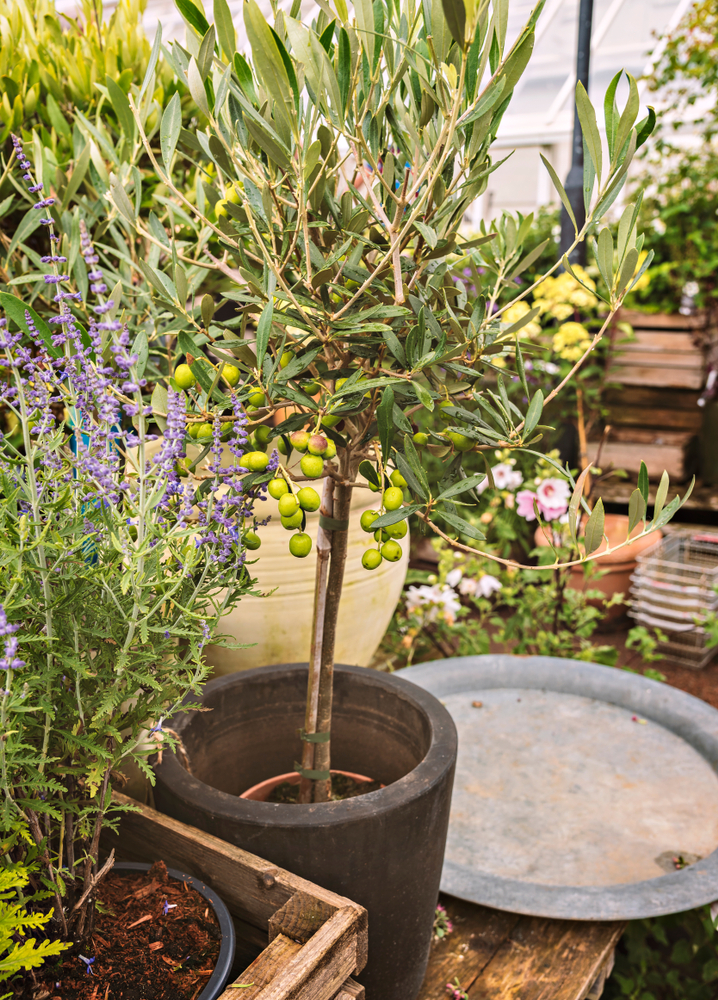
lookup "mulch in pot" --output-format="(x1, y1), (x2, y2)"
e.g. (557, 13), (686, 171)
(30, 861), (221, 1000)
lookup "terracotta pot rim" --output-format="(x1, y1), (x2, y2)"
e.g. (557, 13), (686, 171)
(240, 769), (381, 801)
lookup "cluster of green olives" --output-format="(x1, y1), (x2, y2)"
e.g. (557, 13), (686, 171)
(411, 399), (474, 453)
(360, 471), (408, 571)
(278, 429), (336, 479)
(267, 476), (320, 558)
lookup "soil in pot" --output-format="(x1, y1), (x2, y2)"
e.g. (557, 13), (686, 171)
(242, 769), (383, 802)
(31, 862), (221, 1000)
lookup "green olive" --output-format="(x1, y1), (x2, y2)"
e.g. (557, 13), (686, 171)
(290, 430), (310, 452)
(278, 493), (300, 517)
(362, 549), (383, 570)
(297, 487), (321, 512)
(385, 519), (408, 539)
(390, 470), (408, 489)
(300, 454), (324, 479)
(268, 478), (289, 500)
(174, 364), (195, 390)
(289, 532), (312, 557)
(241, 451), (270, 472)
(383, 487), (404, 511)
(281, 510), (304, 529)
(244, 530), (261, 550)
(360, 510), (380, 533)
(221, 363), (240, 387)
(381, 539), (403, 562)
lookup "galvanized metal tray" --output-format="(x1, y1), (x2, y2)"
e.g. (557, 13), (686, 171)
(400, 655), (718, 920)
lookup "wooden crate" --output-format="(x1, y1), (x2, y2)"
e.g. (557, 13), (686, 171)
(588, 428), (698, 481)
(101, 793), (367, 1000)
(606, 309), (707, 391)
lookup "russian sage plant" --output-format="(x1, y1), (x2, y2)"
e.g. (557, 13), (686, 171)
(0, 134), (263, 951)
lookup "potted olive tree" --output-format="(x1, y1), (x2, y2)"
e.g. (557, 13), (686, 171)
(122, 0), (691, 996)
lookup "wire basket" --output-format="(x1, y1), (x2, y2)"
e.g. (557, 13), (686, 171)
(628, 533), (718, 669)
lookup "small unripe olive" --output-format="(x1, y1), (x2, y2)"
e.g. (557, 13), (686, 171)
(322, 414), (340, 428)
(381, 539), (403, 562)
(300, 454), (324, 479)
(297, 487), (321, 512)
(385, 519), (408, 539)
(255, 425), (272, 445)
(374, 528), (388, 542)
(390, 470), (407, 489)
(196, 422), (214, 440)
(281, 510), (304, 529)
(383, 487), (404, 510)
(289, 532), (313, 557)
(447, 430), (474, 452)
(221, 363), (240, 386)
(277, 437), (289, 455)
(323, 439), (337, 459)
(279, 350), (293, 368)
(268, 478), (289, 500)
(174, 364), (195, 390)
(241, 451), (270, 472)
(413, 432), (429, 446)
(303, 380), (321, 395)
(290, 430), (310, 452)
(278, 493), (300, 517)
(244, 530), (261, 550)
(248, 389), (266, 407)
(360, 510), (380, 533)
(362, 549), (383, 570)
(188, 421), (201, 439)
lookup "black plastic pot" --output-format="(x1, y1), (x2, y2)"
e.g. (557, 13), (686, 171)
(153, 663), (457, 1000)
(113, 862), (235, 1000)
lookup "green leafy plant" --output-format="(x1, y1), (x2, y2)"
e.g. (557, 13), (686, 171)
(0, 138), (262, 958)
(122, 0), (685, 806)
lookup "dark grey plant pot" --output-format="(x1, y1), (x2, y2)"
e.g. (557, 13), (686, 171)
(113, 862), (235, 1000)
(152, 663), (457, 1000)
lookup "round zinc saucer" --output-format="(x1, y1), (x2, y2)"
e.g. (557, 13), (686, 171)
(400, 655), (718, 920)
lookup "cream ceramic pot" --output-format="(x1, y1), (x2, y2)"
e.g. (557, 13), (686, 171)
(205, 474), (409, 674)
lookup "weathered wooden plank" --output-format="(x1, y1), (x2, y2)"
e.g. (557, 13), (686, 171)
(219, 934), (302, 999)
(256, 907), (360, 1000)
(605, 405), (702, 432)
(469, 917), (624, 1000)
(602, 386), (701, 410)
(616, 331), (699, 352)
(416, 899), (519, 1000)
(605, 427), (695, 446)
(618, 309), (708, 331)
(587, 440), (694, 480)
(609, 350), (703, 369)
(606, 364), (704, 389)
(333, 977), (365, 999)
(102, 793), (368, 972)
(268, 890), (335, 944)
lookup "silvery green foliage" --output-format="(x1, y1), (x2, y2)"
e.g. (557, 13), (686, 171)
(0, 137), (260, 947)
(130, 0), (687, 555)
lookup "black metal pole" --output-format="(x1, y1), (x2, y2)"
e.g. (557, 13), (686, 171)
(559, 0), (594, 265)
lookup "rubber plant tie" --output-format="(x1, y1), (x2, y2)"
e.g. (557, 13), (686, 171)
(298, 728), (331, 743)
(318, 515), (349, 531)
(294, 762), (331, 780)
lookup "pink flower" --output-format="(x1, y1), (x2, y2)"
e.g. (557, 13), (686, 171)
(516, 489), (539, 520)
(536, 478), (570, 520)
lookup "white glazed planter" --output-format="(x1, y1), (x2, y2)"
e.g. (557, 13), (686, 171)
(205, 479), (409, 674)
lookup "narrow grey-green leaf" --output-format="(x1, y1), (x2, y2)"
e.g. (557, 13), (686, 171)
(377, 385), (395, 463)
(160, 92), (182, 171)
(106, 76), (136, 140)
(60, 143), (91, 212)
(437, 473), (486, 501)
(139, 23), (162, 101)
(568, 466), (591, 546)
(540, 153), (576, 234)
(627, 488), (646, 534)
(583, 498), (605, 556)
(438, 509), (485, 541)
(653, 470), (669, 522)
(575, 81), (602, 180)
(214, 0), (236, 59)
(638, 461), (649, 506)
(523, 389), (543, 438)
(372, 503), (422, 528)
(254, 300), (274, 370)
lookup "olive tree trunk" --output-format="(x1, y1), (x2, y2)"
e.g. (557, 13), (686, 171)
(297, 453), (357, 803)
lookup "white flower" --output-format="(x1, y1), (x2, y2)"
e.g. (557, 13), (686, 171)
(445, 568), (463, 588)
(477, 462), (523, 494)
(405, 584), (461, 624)
(477, 574), (502, 598)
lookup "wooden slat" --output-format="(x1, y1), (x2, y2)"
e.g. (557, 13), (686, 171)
(618, 309), (708, 331)
(605, 405), (702, 432)
(333, 977), (365, 999)
(616, 331), (699, 352)
(587, 440), (694, 480)
(416, 900), (519, 1000)
(605, 364), (704, 389)
(603, 427), (694, 446)
(603, 386), (701, 410)
(469, 917), (625, 1000)
(254, 907), (360, 1000)
(268, 891), (336, 944)
(609, 350), (703, 369)
(102, 793), (368, 972)
(418, 898), (624, 1000)
(219, 935), (302, 999)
